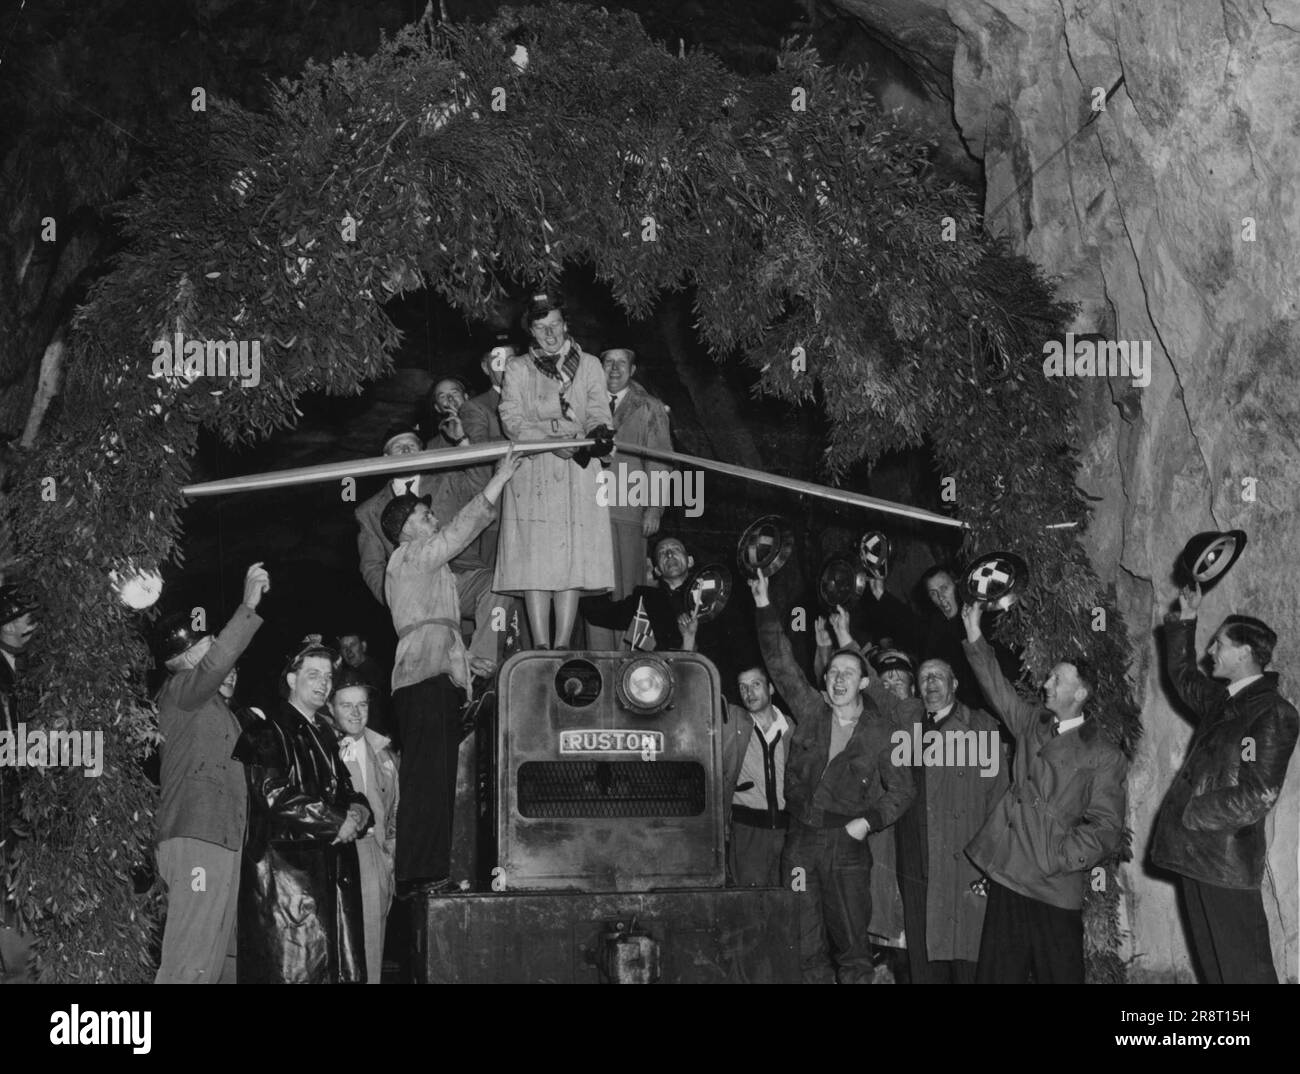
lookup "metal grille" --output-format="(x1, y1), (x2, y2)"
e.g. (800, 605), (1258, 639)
(517, 761), (706, 818)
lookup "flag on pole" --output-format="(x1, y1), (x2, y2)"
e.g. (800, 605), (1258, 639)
(624, 596), (656, 651)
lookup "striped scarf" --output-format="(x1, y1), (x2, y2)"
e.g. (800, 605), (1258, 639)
(530, 339), (581, 384)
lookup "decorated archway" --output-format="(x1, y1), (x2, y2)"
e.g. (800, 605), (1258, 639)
(6, 4), (1139, 981)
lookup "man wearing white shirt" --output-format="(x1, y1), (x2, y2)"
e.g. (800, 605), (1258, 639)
(722, 666), (793, 887)
(1151, 583), (1298, 983)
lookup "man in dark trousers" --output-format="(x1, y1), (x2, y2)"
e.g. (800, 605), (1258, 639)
(384, 446), (520, 895)
(153, 563), (268, 983)
(960, 600), (1127, 983)
(894, 657), (1008, 984)
(234, 641), (373, 983)
(750, 568), (917, 984)
(721, 665), (793, 887)
(1151, 581), (1298, 983)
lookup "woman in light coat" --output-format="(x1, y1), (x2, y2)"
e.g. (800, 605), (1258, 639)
(494, 291), (614, 647)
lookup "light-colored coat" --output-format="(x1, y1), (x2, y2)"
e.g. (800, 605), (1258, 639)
(340, 727), (399, 985)
(494, 347), (614, 594)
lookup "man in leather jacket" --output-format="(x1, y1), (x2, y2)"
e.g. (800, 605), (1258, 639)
(1151, 582), (1298, 983)
(234, 643), (373, 983)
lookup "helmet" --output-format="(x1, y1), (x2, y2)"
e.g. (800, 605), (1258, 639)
(736, 515), (795, 578)
(961, 551), (1030, 612)
(858, 531), (892, 579)
(818, 556), (868, 609)
(154, 611), (209, 667)
(684, 564), (733, 623)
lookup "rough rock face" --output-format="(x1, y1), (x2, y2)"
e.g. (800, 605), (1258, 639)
(826, 0), (1300, 980)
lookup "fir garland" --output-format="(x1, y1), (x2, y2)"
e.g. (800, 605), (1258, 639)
(4, 4), (1139, 981)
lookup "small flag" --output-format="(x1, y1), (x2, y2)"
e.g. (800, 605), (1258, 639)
(625, 596), (656, 651)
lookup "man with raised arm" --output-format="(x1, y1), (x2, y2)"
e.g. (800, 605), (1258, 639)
(749, 568), (917, 985)
(960, 600), (1127, 983)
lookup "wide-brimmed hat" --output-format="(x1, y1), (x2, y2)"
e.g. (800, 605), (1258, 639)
(1175, 529), (1247, 592)
(381, 492), (433, 545)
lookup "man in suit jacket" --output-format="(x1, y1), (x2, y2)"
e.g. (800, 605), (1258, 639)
(154, 563), (268, 983)
(356, 426), (502, 668)
(894, 657), (1008, 984)
(720, 666), (793, 887)
(1151, 582), (1298, 983)
(960, 601), (1127, 983)
(330, 668), (400, 986)
(586, 349), (673, 650)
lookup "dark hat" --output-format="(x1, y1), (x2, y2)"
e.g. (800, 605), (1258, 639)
(736, 515), (795, 578)
(381, 492), (432, 545)
(1176, 530), (1247, 593)
(154, 610), (209, 667)
(869, 649), (915, 677)
(381, 424), (423, 455)
(961, 551), (1030, 612)
(521, 289), (565, 328)
(818, 555), (868, 609)
(0, 584), (37, 627)
(330, 666), (375, 698)
(685, 564), (733, 623)
(858, 531), (892, 579)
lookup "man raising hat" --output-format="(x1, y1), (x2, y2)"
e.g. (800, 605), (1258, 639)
(154, 562), (269, 983)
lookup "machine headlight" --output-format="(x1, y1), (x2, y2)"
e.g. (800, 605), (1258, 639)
(617, 656), (674, 715)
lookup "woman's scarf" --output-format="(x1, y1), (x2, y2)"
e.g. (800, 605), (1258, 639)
(530, 338), (581, 384)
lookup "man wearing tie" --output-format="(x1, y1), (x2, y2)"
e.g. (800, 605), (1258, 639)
(329, 669), (399, 986)
(893, 657), (1008, 984)
(586, 348), (673, 651)
(960, 601), (1127, 983)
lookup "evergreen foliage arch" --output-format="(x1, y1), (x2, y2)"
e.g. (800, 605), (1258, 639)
(5, 4), (1140, 981)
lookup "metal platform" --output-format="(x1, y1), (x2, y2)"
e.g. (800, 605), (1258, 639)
(413, 887), (801, 984)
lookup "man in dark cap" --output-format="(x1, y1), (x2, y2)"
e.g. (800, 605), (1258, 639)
(0, 583), (37, 982)
(154, 563), (268, 983)
(356, 424), (505, 672)
(384, 446), (520, 894)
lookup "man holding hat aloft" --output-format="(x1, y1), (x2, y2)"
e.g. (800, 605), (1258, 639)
(384, 445), (521, 894)
(153, 562), (268, 983)
(1151, 580), (1298, 983)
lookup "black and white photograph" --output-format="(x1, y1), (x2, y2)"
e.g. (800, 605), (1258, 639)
(0, 0), (1295, 1040)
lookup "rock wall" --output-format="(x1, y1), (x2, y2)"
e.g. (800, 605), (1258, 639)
(825, 0), (1300, 981)
(944, 0), (1300, 982)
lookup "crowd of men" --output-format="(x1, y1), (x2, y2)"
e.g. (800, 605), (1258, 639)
(44, 323), (1289, 986)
